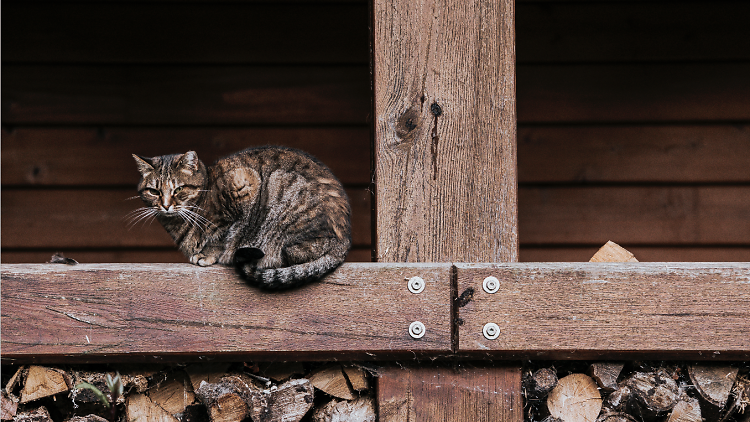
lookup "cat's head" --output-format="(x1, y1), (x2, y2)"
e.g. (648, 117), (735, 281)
(132, 151), (208, 216)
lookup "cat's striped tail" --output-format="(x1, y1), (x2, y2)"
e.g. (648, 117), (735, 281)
(233, 248), (345, 290)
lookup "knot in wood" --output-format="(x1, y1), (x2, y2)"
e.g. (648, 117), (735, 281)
(395, 107), (421, 142)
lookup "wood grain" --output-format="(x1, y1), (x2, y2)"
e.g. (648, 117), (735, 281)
(517, 63), (750, 123)
(2, 65), (370, 125)
(2, 3), (368, 64)
(373, 0), (517, 262)
(1, 263), (452, 362)
(377, 366), (523, 422)
(0, 188), (371, 248)
(518, 125), (750, 183)
(1, 127), (370, 186)
(520, 247), (750, 263)
(455, 263), (750, 359)
(516, 2), (750, 63)
(519, 186), (750, 245)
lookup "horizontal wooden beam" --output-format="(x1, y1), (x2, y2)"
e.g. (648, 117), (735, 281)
(3, 263), (749, 363)
(1, 263), (453, 363)
(456, 263), (750, 360)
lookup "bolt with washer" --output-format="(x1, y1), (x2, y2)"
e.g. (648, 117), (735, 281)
(483, 276), (500, 294)
(483, 322), (500, 340)
(409, 321), (426, 339)
(408, 276), (425, 294)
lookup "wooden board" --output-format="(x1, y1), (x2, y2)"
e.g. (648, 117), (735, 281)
(372, 0), (517, 262)
(1, 263), (452, 363)
(517, 63), (750, 123)
(2, 65), (370, 125)
(1, 3), (369, 64)
(516, 2), (750, 63)
(455, 263), (750, 360)
(1, 127), (370, 186)
(520, 247), (750, 263)
(518, 125), (750, 183)
(519, 186), (750, 245)
(377, 366), (522, 422)
(0, 187), (371, 248)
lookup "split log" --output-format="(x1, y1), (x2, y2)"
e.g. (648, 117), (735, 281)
(5, 366), (26, 395)
(194, 375), (253, 422)
(13, 406), (52, 422)
(623, 368), (680, 419)
(148, 370), (196, 417)
(688, 365), (738, 413)
(312, 396), (376, 422)
(589, 241), (638, 262)
(596, 412), (638, 422)
(20, 366), (72, 404)
(342, 365), (369, 392)
(185, 363), (232, 392)
(602, 385), (632, 414)
(1, 392), (17, 421)
(720, 375), (750, 422)
(126, 393), (179, 422)
(547, 374), (602, 422)
(524, 367), (558, 400)
(65, 415), (109, 422)
(258, 362), (305, 383)
(589, 363), (624, 392)
(667, 397), (702, 422)
(309, 366), (355, 400)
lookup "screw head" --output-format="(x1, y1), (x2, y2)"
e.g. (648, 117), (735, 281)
(409, 321), (426, 339)
(408, 276), (425, 294)
(483, 322), (500, 340)
(483, 276), (500, 294)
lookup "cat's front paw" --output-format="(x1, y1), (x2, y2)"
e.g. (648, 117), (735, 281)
(190, 254), (217, 267)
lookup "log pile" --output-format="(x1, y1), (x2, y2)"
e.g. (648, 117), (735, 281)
(1, 363), (375, 422)
(523, 362), (750, 422)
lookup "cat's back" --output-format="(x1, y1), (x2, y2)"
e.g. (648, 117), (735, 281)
(215, 146), (333, 178)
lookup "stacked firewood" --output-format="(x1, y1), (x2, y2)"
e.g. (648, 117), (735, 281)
(1, 363), (375, 422)
(523, 362), (750, 422)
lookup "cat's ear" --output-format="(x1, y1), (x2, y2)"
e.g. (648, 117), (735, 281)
(132, 154), (154, 175)
(177, 151), (201, 173)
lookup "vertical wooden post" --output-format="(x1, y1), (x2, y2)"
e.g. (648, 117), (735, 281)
(372, 0), (520, 419)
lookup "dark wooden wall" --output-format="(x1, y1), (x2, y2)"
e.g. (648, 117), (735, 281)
(3, 0), (749, 264)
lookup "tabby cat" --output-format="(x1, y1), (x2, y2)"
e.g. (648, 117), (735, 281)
(131, 146), (351, 289)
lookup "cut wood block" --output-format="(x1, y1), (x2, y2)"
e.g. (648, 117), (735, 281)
(342, 365), (369, 392)
(667, 397), (702, 422)
(527, 367), (558, 398)
(66, 415), (109, 422)
(1, 392), (17, 421)
(126, 393), (179, 422)
(596, 413), (638, 422)
(20, 366), (71, 404)
(547, 374), (602, 422)
(602, 385), (632, 414)
(312, 396), (376, 422)
(185, 363), (232, 392)
(13, 406), (52, 422)
(590, 241), (638, 263)
(246, 378), (314, 422)
(309, 366), (354, 400)
(688, 365), (739, 409)
(194, 375), (254, 422)
(589, 363), (624, 392)
(5, 366), (26, 395)
(624, 368), (679, 416)
(148, 370), (196, 416)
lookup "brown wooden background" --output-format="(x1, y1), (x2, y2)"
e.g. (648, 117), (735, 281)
(3, 0), (749, 264)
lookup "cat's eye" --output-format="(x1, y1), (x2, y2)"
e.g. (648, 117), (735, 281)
(145, 188), (160, 196)
(173, 187), (183, 195)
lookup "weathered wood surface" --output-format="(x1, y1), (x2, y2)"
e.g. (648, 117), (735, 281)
(378, 366), (522, 422)
(1, 263), (453, 362)
(372, 0), (517, 263)
(521, 247), (750, 263)
(455, 263), (750, 359)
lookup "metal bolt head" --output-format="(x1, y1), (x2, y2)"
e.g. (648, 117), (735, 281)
(409, 321), (426, 339)
(483, 322), (500, 340)
(408, 276), (425, 294)
(483, 276), (500, 294)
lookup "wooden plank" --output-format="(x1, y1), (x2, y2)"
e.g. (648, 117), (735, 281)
(377, 366), (522, 422)
(1, 3), (368, 64)
(520, 247), (750, 263)
(373, 0), (517, 263)
(518, 125), (750, 183)
(455, 263), (750, 360)
(0, 188), (371, 248)
(516, 2), (750, 63)
(1, 263), (452, 363)
(517, 63), (750, 123)
(1, 127), (370, 186)
(2, 65), (369, 125)
(519, 186), (750, 245)
(0, 247), (372, 265)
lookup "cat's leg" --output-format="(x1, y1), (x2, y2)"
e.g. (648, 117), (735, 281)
(189, 240), (225, 266)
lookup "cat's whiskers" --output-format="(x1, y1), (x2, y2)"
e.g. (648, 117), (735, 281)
(177, 207), (215, 233)
(124, 207), (160, 230)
